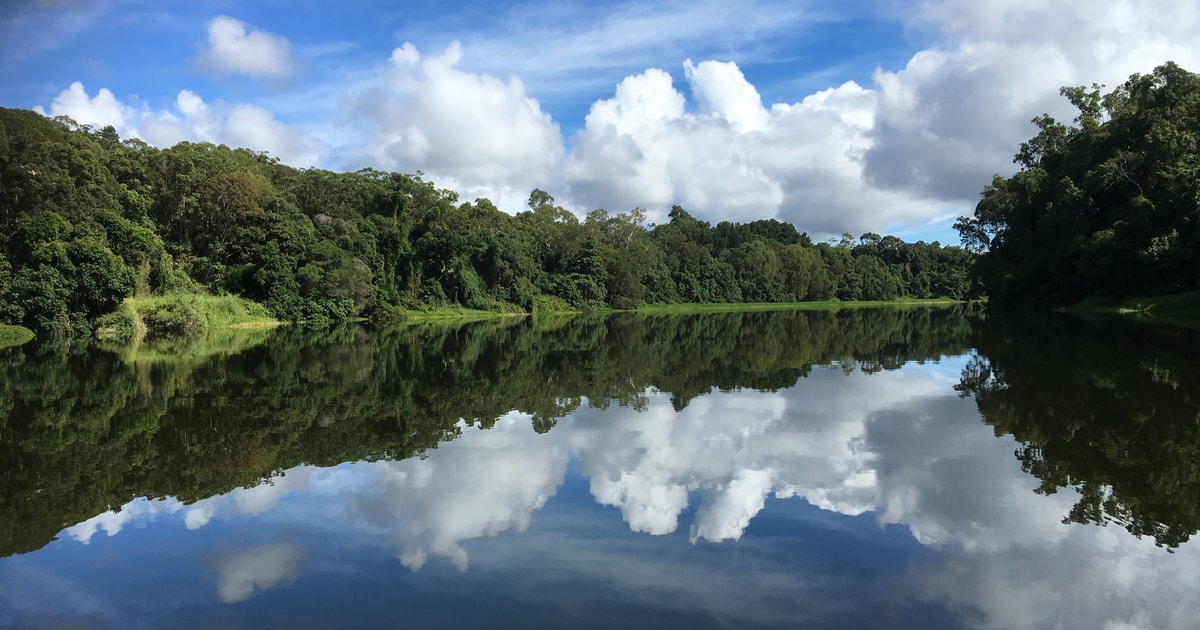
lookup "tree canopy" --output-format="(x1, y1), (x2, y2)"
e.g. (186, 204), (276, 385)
(956, 62), (1200, 306)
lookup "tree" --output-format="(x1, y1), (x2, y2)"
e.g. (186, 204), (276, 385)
(958, 62), (1200, 306)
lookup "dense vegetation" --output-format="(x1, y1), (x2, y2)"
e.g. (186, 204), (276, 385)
(956, 62), (1200, 307)
(0, 307), (973, 557)
(0, 107), (973, 338)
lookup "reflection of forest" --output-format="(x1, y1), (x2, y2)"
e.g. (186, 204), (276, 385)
(957, 314), (1200, 549)
(0, 307), (972, 557)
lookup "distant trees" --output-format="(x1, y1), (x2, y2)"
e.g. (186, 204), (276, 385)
(956, 62), (1200, 306)
(0, 106), (974, 336)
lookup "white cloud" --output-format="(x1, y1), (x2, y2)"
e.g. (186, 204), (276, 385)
(863, 0), (1200, 205)
(209, 543), (306, 603)
(556, 0), (1200, 235)
(34, 80), (135, 136)
(562, 64), (937, 236)
(139, 91), (323, 167)
(198, 15), (297, 78)
(35, 82), (323, 168)
(347, 41), (563, 202)
(684, 59), (769, 133)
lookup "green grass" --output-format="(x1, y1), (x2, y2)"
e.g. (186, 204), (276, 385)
(96, 293), (280, 341)
(632, 298), (964, 315)
(0, 324), (35, 349)
(399, 305), (529, 322)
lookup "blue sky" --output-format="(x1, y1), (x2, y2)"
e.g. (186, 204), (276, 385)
(4, 0), (1200, 243)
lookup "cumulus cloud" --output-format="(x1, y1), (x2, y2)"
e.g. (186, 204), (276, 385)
(209, 543), (306, 603)
(863, 0), (1200, 205)
(35, 82), (323, 167)
(562, 62), (938, 235)
(684, 59), (769, 133)
(140, 90), (322, 167)
(34, 81), (135, 136)
(198, 15), (297, 78)
(348, 41), (563, 202)
(557, 0), (1200, 235)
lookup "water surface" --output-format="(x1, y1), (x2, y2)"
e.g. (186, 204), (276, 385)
(2, 309), (1198, 628)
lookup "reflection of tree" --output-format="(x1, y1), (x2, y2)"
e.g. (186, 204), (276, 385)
(0, 307), (972, 557)
(957, 314), (1200, 549)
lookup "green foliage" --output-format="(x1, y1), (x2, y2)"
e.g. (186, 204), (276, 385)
(93, 301), (137, 341)
(531, 294), (575, 316)
(0, 107), (973, 337)
(959, 62), (1200, 306)
(141, 300), (204, 338)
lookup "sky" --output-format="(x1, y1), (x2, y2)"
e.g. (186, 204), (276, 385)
(3, 0), (1200, 243)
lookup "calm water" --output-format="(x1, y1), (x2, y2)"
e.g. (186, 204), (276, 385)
(2, 308), (1198, 629)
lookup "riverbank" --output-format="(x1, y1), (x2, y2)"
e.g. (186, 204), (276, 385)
(631, 298), (965, 315)
(95, 294), (281, 341)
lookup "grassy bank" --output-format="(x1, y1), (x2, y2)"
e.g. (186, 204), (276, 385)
(394, 306), (529, 322)
(0, 324), (35, 348)
(632, 298), (964, 315)
(95, 294), (280, 341)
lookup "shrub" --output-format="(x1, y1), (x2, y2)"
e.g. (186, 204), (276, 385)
(142, 301), (204, 338)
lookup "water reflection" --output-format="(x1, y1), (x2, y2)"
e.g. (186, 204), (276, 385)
(2, 307), (1199, 628)
(958, 313), (1200, 549)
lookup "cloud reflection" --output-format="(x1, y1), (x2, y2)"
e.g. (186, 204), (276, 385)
(49, 361), (1200, 627)
(64, 497), (183, 544)
(346, 414), (568, 572)
(209, 542), (306, 603)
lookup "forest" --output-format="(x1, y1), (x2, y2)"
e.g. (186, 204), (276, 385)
(0, 107), (973, 338)
(956, 62), (1200, 307)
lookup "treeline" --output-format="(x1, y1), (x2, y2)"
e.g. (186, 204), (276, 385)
(0, 307), (974, 556)
(956, 62), (1200, 306)
(0, 107), (973, 336)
